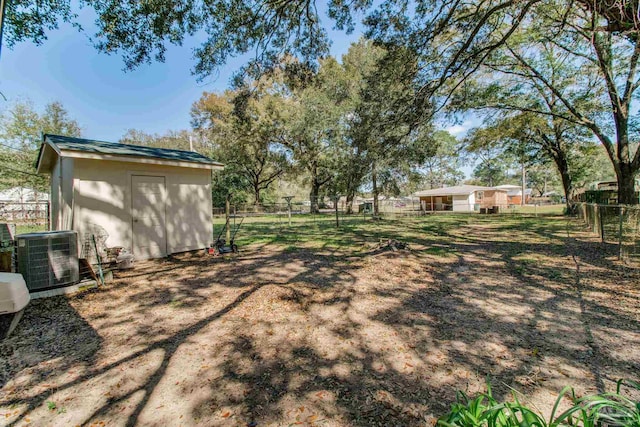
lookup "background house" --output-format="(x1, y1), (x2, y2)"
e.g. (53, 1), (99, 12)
(494, 184), (532, 205)
(415, 185), (508, 212)
(36, 134), (223, 259)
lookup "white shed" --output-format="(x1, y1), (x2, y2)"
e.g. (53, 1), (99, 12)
(36, 134), (223, 259)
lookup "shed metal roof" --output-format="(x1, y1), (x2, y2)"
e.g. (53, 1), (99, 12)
(41, 134), (223, 168)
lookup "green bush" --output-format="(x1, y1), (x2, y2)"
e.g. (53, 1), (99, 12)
(438, 379), (640, 427)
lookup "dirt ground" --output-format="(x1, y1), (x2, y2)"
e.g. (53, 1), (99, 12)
(0, 214), (639, 426)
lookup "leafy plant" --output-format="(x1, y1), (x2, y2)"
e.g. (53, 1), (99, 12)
(553, 380), (640, 427)
(438, 379), (640, 427)
(437, 383), (546, 427)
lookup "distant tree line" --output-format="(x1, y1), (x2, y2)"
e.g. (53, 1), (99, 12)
(0, 100), (81, 193)
(5, 0), (638, 204)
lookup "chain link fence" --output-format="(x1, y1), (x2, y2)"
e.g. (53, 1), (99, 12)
(211, 199), (428, 238)
(576, 203), (640, 260)
(213, 198), (425, 219)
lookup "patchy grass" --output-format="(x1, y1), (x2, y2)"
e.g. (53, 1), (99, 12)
(14, 223), (47, 235)
(504, 204), (565, 215)
(0, 213), (638, 427)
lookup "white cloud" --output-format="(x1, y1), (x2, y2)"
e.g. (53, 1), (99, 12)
(445, 124), (467, 136)
(439, 117), (482, 137)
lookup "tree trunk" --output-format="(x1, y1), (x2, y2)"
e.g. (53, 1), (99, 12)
(428, 165), (436, 189)
(345, 191), (355, 214)
(309, 165), (320, 214)
(617, 163), (638, 204)
(554, 152), (574, 213)
(309, 183), (319, 214)
(372, 163), (379, 216)
(253, 182), (261, 208)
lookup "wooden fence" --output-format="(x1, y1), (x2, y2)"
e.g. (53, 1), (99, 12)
(0, 201), (49, 227)
(576, 202), (640, 260)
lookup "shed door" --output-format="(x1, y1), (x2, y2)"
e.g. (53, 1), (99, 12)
(131, 175), (167, 259)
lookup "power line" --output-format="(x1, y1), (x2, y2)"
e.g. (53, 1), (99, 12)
(0, 142), (33, 153)
(1, 165), (40, 177)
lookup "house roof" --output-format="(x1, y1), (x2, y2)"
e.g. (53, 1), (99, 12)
(414, 185), (506, 197)
(37, 134), (224, 173)
(494, 184), (533, 196)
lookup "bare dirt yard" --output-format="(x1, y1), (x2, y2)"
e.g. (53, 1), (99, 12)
(1, 214), (639, 426)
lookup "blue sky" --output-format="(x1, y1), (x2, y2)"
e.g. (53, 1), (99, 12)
(0, 8), (477, 177)
(0, 9), (364, 142)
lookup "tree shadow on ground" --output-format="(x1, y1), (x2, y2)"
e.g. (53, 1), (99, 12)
(0, 297), (101, 390)
(0, 215), (638, 426)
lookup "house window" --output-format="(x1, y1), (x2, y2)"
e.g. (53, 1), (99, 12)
(477, 191), (484, 201)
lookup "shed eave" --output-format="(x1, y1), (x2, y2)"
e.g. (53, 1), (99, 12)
(35, 141), (61, 174)
(58, 149), (224, 170)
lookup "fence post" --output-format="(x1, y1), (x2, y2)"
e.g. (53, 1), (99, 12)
(618, 206), (625, 260)
(598, 205), (605, 243)
(225, 196), (231, 243)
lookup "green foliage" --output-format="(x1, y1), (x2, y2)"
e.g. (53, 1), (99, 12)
(4, 0), (368, 80)
(210, 170), (249, 207)
(527, 164), (561, 197)
(438, 379), (640, 427)
(464, 128), (514, 187)
(6, 0), (638, 82)
(368, 0), (640, 203)
(191, 40), (438, 210)
(334, 41), (434, 211)
(3, 0), (77, 48)
(462, 109), (611, 203)
(119, 129), (194, 151)
(191, 85), (289, 206)
(0, 100), (81, 192)
(421, 130), (465, 189)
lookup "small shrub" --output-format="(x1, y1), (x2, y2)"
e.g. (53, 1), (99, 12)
(438, 379), (640, 427)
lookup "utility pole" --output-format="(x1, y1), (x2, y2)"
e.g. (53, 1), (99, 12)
(521, 161), (526, 206)
(225, 194), (231, 243)
(0, 0), (8, 61)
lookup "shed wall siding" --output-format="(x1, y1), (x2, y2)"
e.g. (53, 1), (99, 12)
(50, 159), (61, 230)
(60, 157), (75, 231)
(72, 159), (212, 258)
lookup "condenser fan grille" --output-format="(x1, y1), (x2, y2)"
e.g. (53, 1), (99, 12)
(16, 231), (79, 292)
